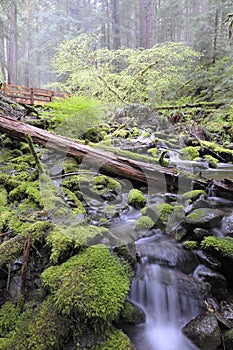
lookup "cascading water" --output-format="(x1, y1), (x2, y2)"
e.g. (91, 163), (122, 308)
(129, 242), (204, 350)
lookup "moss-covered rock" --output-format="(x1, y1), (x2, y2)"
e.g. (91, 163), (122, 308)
(62, 156), (79, 173)
(181, 146), (200, 160)
(104, 205), (120, 219)
(182, 190), (207, 201)
(0, 235), (27, 267)
(128, 189), (146, 209)
(142, 203), (173, 229)
(183, 240), (198, 250)
(135, 215), (154, 231)
(92, 329), (135, 350)
(185, 208), (224, 230)
(0, 302), (20, 337)
(42, 246), (131, 324)
(119, 301), (145, 325)
(0, 300), (70, 350)
(203, 155), (219, 168)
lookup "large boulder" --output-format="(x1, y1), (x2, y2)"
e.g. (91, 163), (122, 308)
(184, 208), (224, 230)
(221, 213), (233, 237)
(136, 237), (198, 274)
(182, 311), (222, 350)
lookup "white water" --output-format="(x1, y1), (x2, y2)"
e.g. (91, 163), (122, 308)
(129, 263), (201, 350)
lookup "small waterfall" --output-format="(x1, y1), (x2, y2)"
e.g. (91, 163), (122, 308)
(129, 262), (203, 350)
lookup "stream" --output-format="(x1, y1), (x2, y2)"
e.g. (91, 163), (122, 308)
(128, 235), (204, 350)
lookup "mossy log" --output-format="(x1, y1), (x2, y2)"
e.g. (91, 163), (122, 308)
(0, 115), (233, 198)
(154, 101), (224, 110)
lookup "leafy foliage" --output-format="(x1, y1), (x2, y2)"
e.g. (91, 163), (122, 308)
(41, 95), (104, 138)
(52, 34), (200, 104)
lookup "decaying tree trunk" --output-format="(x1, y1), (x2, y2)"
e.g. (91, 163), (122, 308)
(0, 115), (233, 198)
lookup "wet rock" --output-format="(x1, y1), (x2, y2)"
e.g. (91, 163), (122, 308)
(136, 237), (198, 274)
(119, 301), (146, 325)
(184, 208), (224, 230)
(196, 251), (222, 270)
(182, 311), (222, 350)
(193, 265), (227, 299)
(221, 213), (233, 237)
(224, 328), (233, 350)
(192, 228), (211, 241)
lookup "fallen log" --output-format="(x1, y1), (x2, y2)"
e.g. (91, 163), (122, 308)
(0, 115), (233, 198)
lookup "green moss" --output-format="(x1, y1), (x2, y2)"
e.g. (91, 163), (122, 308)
(46, 226), (74, 264)
(182, 190), (207, 201)
(203, 155), (219, 168)
(201, 236), (233, 259)
(9, 181), (42, 207)
(183, 240), (198, 250)
(0, 302), (20, 337)
(0, 235), (27, 267)
(0, 209), (12, 231)
(135, 215), (154, 231)
(93, 329), (134, 350)
(25, 221), (52, 244)
(128, 189), (146, 209)
(4, 300), (70, 350)
(62, 157), (79, 173)
(47, 224), (108, 263)
(202, 141), (233, 157)
(104, 205), (119, 219)
(142, 203), (173, 228)
(0, 187), (7, 207)
(147, 147), (158, 158)
(93, 175), (121, 193)
(42, 246), (131, 323)
(181, 146), (200, 160)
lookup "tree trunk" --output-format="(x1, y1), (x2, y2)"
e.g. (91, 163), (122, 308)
(7, 0), (18, 84)
(112, 0), (121, 49)
(0, 115), (233, 199)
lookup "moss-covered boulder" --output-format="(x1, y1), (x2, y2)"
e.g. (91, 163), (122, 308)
(135, 215), (154, 231)
(141, 203), (173, 229)
(93, 329), (135, 350)
(127, 189), (146, 209)
(185, 208), (224, 230)
(42, 246), (131, 324)
(201, 236), (233, 287)
(182, 190), (207, 201)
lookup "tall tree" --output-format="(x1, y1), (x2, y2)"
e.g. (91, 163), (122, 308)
(112, 0), (121, 49)
(140, 0), (155, 48)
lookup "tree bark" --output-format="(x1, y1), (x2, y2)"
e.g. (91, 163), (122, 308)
(1, 115), (233, 200)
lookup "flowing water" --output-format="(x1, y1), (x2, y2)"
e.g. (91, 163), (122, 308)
(129, 239), (204, 350)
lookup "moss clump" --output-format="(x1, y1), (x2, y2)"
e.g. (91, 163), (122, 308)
(128, 189), (146, 209)
(147, 148), (158, 158)
(203, 155), (219, 168)
(46, 226), (74, 264)
(42, 246), (131, 324)
(93, 329), (134, 350)
(183, 240), (198, 250)
(0, 187), (7, 207)
(181, 146), (200, 160)
(182, 190), (207, 201)
(0, 235), (27, 267)
(9, 181), (42, 207)
(1, 301), (70, 350)
(142, 203), (173, 228)
(201, 236), (233, 259)
(135, 215), (154, 231)
(224, 328), (233, 350)
(104, 205), (119, 219)
(62, 156), (79, 173)
(93, 175), (121, 194)
(25, 221), (52, 244)
(0, 302), (20, 337)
